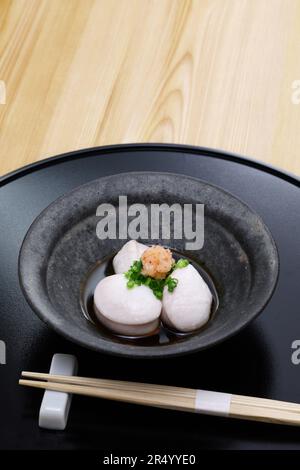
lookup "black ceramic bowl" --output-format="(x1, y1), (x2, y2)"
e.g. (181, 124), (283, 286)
(18, 172), (279, 358)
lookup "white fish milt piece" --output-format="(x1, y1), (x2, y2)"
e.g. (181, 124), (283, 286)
(162, 264), (212, 332)
(94, 274), (161, 336)
(113, 240), (147, 274)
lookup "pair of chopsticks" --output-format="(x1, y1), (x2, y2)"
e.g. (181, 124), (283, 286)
(19, 372), (300, 426)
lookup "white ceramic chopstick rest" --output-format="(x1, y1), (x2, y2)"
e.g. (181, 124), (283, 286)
(39, 354), (78, 430)
(195, 390), (232, 416)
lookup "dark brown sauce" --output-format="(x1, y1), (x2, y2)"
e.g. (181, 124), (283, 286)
(80, 249), (219, 346)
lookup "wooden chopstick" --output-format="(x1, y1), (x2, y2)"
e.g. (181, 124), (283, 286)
(19, 378), (195, 413)
(19, 372), (300, 426)
(21, 371), (191, 395)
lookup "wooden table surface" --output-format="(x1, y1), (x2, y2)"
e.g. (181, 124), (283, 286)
(0, 0), (299, 177)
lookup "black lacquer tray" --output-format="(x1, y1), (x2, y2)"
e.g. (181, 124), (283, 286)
(0, 144), (299, 450)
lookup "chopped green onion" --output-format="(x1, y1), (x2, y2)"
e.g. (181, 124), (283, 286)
(131, 260), (142, 272)
(124, 256), (189, 299)
(154, 290), (163, 300)
(166, 276), (178, 292)
(176, 258), (189, 269)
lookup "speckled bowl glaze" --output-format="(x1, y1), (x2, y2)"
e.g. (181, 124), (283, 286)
(18, 172), (279, 358)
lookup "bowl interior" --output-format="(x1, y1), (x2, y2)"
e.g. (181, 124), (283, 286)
(19, 172), (278, 358)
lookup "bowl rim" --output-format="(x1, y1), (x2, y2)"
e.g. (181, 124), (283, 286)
(18, 170), (280, 358)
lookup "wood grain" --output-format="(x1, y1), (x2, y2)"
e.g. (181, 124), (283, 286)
(0, 0), (299, 176)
